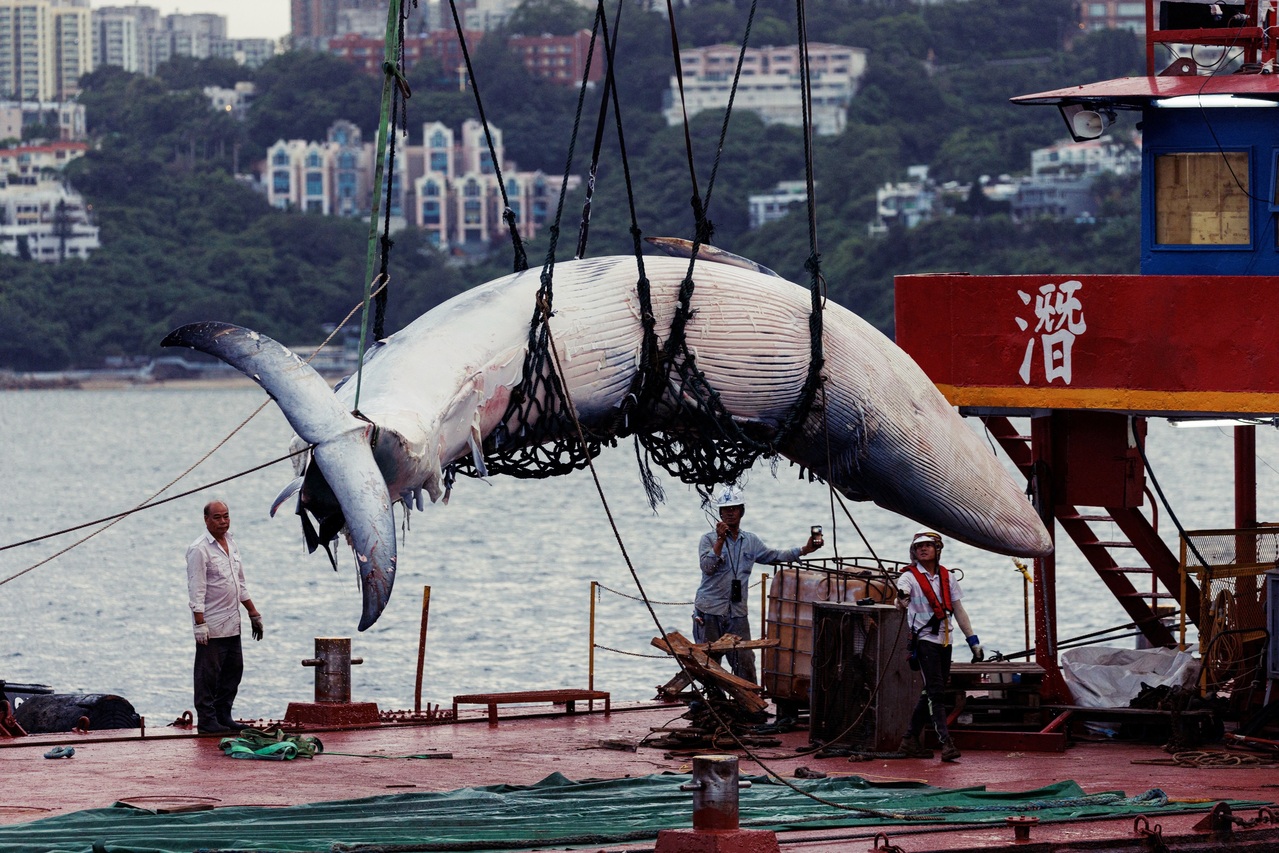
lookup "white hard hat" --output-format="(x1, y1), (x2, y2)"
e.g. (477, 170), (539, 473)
(712, 485), (745, 509)
(910, 530), (943, 549)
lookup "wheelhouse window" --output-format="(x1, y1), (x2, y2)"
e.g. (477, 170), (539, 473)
(1154, 151), (1249, 245)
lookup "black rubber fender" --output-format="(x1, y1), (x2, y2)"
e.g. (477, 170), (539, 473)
(13, 693), (141, 733)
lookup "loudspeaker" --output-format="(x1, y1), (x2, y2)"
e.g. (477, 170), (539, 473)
(809, 603), (920, 752)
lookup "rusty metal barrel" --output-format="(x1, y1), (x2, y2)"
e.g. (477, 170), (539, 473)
(301, 638), (364, 703)
(678, 754), (751, 831)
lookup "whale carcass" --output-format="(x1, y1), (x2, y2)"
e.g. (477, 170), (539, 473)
(163, 250), (1052, 630)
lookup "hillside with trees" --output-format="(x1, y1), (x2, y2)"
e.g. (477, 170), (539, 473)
(0, 0), (1143, 371)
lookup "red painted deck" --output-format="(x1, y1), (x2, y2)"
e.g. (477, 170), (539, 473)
(2, 701), (1276, 850)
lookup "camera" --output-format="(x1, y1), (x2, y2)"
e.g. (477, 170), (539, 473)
(730, 579), (742, 603)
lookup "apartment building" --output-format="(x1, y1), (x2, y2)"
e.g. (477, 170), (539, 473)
(0, 99), (85, 140)
(0, 139), (87, 175)
(662, 43), (867, 136)
(264, 118), (562, 251)
(506, 30), (603, 86)
(93, 5), (160, 75)
(0, 0), (93, 101)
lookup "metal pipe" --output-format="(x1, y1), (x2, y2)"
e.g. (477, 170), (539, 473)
(588, 581), (597, 706)
(414, 586), (431, 714)
(760, 572), (768, 638)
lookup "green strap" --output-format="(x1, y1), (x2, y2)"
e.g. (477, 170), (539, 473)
(353, 0), (406, 412)
(219, 727), (324, 761)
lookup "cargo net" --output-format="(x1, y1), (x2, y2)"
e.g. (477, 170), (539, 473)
(445, 257), (825, 507)
(1181, 528), (1275, 700)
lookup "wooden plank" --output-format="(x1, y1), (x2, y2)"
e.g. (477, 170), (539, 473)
(651, 631), (767, 713)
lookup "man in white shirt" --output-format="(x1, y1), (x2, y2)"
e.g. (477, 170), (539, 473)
(186, 500), (263, 734)
(895, 530), (983, 762)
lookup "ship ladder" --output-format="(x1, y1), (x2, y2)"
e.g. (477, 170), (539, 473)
(982, 415), (1201, 647)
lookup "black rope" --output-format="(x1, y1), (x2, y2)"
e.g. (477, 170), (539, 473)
(446, 0), (527, 272)
(573, 0), (624, 260)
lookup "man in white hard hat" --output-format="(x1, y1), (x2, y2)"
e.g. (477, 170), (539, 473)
(695, 485), (823, 683)
(895, 530), (983, 762)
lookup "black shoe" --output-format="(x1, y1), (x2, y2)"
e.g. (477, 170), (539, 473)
(898, 734), (933, 758)
(940, 739), (961, 762)
(197, 721), (231, 734)
(216, 714), (239, 731)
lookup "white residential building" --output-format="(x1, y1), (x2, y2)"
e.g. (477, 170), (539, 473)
(413, 119), (560, 248)
(662, 43), (866, 136)
(1030, 135), (1141, 178)
(748, 180), (808, 230)
(0, 177), (100, 261)
(204, 82), (257, 121)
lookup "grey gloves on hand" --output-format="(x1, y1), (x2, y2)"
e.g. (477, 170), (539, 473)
(194, 623), (209, 645)
(250, 614), (264, 642)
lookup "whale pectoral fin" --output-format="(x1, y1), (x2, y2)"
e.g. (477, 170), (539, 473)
(314, 433), (398, 631)
(644, 236), (782, 278)
(270, 477), (303, 518)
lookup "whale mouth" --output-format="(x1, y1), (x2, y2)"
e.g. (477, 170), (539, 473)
(296, 455), (348, 570)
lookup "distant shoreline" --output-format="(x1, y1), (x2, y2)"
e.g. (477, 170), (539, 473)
(0, 374), (344, 391)
(1, 376), (255, 391)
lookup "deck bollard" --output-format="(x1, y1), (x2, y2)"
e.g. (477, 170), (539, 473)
(301, 637), (363, 703)
(679, 754), (751, 830)
(655, 754), (780, 853)
(284, 638), (380, 728)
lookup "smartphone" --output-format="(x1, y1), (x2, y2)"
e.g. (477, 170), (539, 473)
(811, 525), (823, 548)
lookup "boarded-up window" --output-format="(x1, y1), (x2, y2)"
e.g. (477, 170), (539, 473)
(1155, 151), (1250, 245)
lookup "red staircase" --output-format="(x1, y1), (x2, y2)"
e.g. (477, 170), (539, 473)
(982, 415), (1200, 647)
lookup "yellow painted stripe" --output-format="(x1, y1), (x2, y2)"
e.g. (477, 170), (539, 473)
(935, 384), (1279, 414)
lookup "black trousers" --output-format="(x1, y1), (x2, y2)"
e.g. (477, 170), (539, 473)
(194, 635), (243, 726)
(905, 639), (953, 742)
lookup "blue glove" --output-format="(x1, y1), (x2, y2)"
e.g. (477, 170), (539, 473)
(967, 634), (984, 663)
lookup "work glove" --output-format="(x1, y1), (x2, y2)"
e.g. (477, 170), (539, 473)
(194, 623), (209, 645)
(250, 614), (264, 642)
(967, 634), (984, 663)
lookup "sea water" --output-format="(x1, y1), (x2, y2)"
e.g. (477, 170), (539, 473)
(2, 387), (1276, 721)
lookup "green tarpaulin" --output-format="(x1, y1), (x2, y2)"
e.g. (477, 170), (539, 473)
(0, 772), (1253, 853)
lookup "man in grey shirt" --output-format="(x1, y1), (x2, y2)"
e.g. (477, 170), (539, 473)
(694, 486), (822, 682)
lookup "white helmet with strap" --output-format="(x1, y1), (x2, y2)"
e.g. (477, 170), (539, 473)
(909, 530), (943, 558)
(712, 485), (745, 509)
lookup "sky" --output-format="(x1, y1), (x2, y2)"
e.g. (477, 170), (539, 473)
(91, 1), (291, 40)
